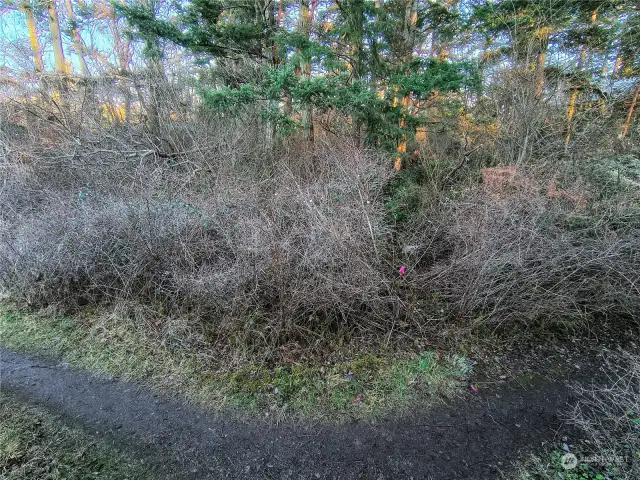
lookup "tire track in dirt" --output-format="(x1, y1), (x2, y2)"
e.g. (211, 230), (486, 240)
(0, 348), (576, 479)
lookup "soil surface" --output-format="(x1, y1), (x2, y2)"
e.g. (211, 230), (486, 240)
(0, 347), (586, 480)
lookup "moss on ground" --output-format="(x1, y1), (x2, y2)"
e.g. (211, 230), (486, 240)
(0, 306), (472, 420)
(0, 394), (148, 480)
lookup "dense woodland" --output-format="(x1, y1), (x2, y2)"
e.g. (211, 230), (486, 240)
(0, 0), (639, 358)
(1, 0), (639, 151)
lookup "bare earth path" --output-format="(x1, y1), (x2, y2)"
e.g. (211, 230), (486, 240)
(0, 348), (577, 480)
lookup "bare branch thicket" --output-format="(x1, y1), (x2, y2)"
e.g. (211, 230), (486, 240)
(568, 350), (640, 478)
(407, 180), (640, 327)
(1, 72), (639, 360)
(1, 89), (396, 355)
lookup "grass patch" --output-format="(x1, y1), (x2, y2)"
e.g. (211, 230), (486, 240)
(217, 351), (472, 416)
(0, 393), (148, 479)
(0, 306), (472, 420)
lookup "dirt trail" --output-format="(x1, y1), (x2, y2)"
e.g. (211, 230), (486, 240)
(0, 348), (577, 479)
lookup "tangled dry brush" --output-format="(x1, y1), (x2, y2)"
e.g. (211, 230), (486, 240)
(1, 106), (639, 354)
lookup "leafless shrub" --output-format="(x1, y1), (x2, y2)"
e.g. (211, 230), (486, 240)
(0, 117), (394, 354)
(411, 176), (640, 327)
(475, 70), (565, 166)
(2, 76), (639, 359)
(568, 350), (640, 478)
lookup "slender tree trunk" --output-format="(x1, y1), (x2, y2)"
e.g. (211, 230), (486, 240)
(374, 0), (384, 116)
(104, 4), (132, 123)
(46, 1), (67, 75)
(107, 4), (132, 123)
(266, 0), (277, 144)
(298, 0), (313, 141)
(278, 0), (293, 116)
(600, 56), (608, 77)
(613, 52), (622, 76)
(620, 85), (640, 140)
(394, 0), (417, 171)
(45, 0), (69, 115)
(565, 8), (598, 147)
(20, 1), (44, 74)
(269, 0), (278, 67)
(395, 95), (409, 171)
(435, 0), (457, 60)
(534, 27), (551, 99)
(108, 3), (131, 74)
(565, 44), (589, 147)
(147, 56), (168, 136)
(64, 0), (90, 77)
(63, 0), (89, 77)
(141, 0), (169, 137)
(342, 0), (365, 146)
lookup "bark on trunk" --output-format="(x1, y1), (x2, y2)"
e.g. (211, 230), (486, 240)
(565, 9), (598, 147)
(394, 0), (417, 171)
(47, 0), (67, 75)
(620, 85), (640, 140)
(534, 27), (551, 99)
(20, 1), (44, 73)
(64, 0), (90, 77)
(298, 0), (314, 142)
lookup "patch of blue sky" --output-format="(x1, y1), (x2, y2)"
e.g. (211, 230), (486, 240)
(0, 6), (117, 74)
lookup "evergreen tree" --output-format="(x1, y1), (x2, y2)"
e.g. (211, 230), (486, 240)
(117, 0), (479, 153)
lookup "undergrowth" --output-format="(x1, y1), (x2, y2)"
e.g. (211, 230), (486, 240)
(0, 306), (472, 421)
(1, 96), (639, 423)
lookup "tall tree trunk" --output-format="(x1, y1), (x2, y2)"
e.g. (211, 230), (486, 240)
(620, 85), (640, 140)
(613, 51), (623, 76)
(278, 0), (293, 116)
(107, 3), (132, 123)
(564, 51), (585, 147)
(298, 0), (313, 141)
(147, 56), (168, 136)
(141, 0), (169, 138)
(395, 94), (409, 171)
(265, 0), (277, 144)
(108, 2), (131, 74)
(565, 8), (598, 147)
(435, 0), (458, 60)
(394, 0), (417, 171)
(64, 0), (90, 77)
(341, 0), (365, 146)
(534, 27), (551, 99)
(268, 0), (277, 67)
(46, 0), (69, 115)
(374, 0), (384, 112)
(20, 1), (44, 74)
(46, 1), (67, 75)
